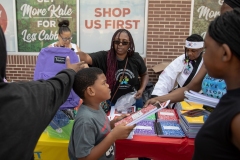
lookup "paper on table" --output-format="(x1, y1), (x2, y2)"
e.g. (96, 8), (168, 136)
(184, 90), (219, 108)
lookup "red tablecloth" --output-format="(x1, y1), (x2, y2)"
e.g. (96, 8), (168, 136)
(115, 135), (195, 160)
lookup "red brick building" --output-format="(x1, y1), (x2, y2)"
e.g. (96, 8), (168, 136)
(6, 0), (191, 83)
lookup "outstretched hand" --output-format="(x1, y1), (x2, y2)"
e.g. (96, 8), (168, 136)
(143, 98), (159, 107)
(65, 56), (87, 73)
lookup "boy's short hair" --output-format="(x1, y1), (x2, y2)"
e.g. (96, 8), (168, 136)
(73, 67), (103, 99)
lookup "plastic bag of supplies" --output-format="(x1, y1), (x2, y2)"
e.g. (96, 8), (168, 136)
(115, 91), (137, 111)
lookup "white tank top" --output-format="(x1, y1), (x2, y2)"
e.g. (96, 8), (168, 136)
(51, 42), (78, 52)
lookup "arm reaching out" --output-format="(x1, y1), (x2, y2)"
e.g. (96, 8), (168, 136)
(144, 64), (207, 107)
(65, 56), (87, 72)
(76, 51), (93, 65)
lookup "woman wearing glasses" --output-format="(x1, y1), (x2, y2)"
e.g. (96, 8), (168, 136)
(49, 19), (81, 52)
(78, 29), (149, 111)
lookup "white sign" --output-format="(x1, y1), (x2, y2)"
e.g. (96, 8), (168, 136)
(0, 2), (16, 52)
(79, 0), (147, 57)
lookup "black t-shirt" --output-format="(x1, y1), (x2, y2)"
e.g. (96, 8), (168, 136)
(0, 69), (76, 160)
(193, 88), (240, 160)
(90, 51), (147, 103)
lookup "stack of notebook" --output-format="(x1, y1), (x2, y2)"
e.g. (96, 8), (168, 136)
(184, 90), (219, 108)
(175, 101), (206, 138)
(179, 111), (206, 138)
(175, 101), (203, 117)
(154, 108), (185, 138)
(114, 100), (171, 139)
(134, 120), (157, 136)
(156, 108), (178, 122)
(136, 108), (156, 121)
(155, 121), (185, 138)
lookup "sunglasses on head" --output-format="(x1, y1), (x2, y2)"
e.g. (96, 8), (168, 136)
(60, 35), (72, 42)
(113, 40), (130, 45)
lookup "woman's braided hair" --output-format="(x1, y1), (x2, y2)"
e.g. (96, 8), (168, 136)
(106, 29), (135, 91)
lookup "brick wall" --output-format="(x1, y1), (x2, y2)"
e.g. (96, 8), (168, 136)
(146, 0), (191, 82)
(6, 55), (37, 82)
(5, 0), (191, 83)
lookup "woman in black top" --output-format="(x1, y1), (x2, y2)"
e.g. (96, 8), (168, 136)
(193, 8), (240, 160)
(78, 29), (149, 110)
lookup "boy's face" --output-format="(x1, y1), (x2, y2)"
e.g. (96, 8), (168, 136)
(92, 73), (111, 101)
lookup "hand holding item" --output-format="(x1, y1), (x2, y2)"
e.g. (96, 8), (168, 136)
(111, 122), (135, 140)
(115, 113), (130, 121)
(65, 56), (86, 73)
(114, 114), (130, 123)
(110, 113), (129, 129)
(135, 89), (143, 99)
(143, 97), (159, 107)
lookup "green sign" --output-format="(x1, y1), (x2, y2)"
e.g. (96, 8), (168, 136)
(191, 0), (222, 38)
(16, 0), (77, 52)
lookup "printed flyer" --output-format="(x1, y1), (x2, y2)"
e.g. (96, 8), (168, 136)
(79, 0), (147, 56)
(16, 0), (77, 52)
(191, 0), (222, 38)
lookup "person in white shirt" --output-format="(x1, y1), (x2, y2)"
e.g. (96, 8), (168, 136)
(152, 34), (204, 97)
(49, 19), (81, 52)
(49, 20), (88, 69)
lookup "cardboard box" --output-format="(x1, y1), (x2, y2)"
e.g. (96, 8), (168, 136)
(152, 62), (171, 73)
